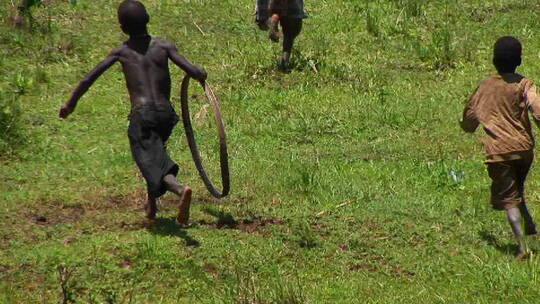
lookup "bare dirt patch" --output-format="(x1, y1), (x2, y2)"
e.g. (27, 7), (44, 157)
(203, 263), (219, 275)
(348, 253), (415, 278)
(22, 188), (146, 227)
(0, 264), (12, 274)
(26, 202), (85, 226)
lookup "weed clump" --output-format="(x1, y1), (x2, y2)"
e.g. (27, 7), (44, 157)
(0, 91), (23, 155)
(399, 0), (424, 18)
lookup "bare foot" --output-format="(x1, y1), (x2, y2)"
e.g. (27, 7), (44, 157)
(267, 17), (280, 42)
(516, 250), (532, 260)
(145, 199), (157, 220)
(269, 28), (280, 42)
(176, 186), (192, 225)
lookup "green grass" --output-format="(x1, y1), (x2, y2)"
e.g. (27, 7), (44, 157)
(2, 0), (540, 302)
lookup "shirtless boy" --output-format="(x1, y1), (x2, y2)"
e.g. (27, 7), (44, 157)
(59, 0), (207, 225)
(255, 0), (306, 69)
(461, 36), (539, 258)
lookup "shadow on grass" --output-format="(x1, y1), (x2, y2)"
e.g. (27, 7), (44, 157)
(479, 230), (516, 255)
(202, 207), (238, 228)
(146, 217), (200, 247)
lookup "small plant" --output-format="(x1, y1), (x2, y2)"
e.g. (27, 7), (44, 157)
(399, 0), (424, 17)
(431, 27), (455, 70)
(365, 3), (380, 37)
(0, 91), (23, 154)
(292, 220), (318, 249)
(410, 24), (456, 70)
(212, 267), (306, 304)
(57, 264), (77, 304)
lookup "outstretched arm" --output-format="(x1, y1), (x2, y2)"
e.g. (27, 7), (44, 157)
(524, 81), (540, 129)
(59, 52), (119, 118)
(165, 43), (207, 83)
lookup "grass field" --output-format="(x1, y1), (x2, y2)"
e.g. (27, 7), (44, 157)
(2, 0), (540, 303)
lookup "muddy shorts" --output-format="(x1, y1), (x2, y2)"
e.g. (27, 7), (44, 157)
(257, 0), (306, 22)
(128, 104), (180, 198)
(270, 0), (306, 18)
(486, 154), (533, 210)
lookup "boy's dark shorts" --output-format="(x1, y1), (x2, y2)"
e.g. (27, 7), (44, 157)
(487, 153), (533, 210)
(128, 104), (179, 198)
(268, 0), (306, 18)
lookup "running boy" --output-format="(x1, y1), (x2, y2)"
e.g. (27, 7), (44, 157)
(255, 0), (306, 69)
(461, 36), (539, 258)
(59, 0), (207, 225)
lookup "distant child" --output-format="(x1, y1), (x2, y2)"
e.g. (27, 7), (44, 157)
(59, 0), (207, 225)
(461, 36), (540, 258)
(255, 0), (306, 69)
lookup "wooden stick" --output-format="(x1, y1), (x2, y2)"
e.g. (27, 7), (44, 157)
(315, 200), (352, 217)
(193, 21), (206, 36)
(308, 60), (318, 73)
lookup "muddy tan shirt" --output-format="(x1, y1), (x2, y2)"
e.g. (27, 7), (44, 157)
(461, 74), (540, 162)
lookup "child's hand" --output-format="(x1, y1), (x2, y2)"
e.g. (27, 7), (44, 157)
(196, 67), (207, 84)
(59, 104), (74, 119)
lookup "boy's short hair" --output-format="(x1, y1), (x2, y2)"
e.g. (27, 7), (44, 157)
(493, 36), (522, 73)
(118, 0), (149, 35)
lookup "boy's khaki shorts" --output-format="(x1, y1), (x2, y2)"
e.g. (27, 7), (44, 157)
(487, 154), (533, 210)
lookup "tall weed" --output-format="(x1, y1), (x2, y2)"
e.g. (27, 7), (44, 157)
(211, 267), (306, 304)
(365, 3), (381, 37)
(0, 91), (23, 154)
(398, 0), (424, 17)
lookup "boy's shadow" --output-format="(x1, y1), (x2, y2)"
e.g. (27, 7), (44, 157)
(479, 230), (517, 255)
(145, 217), (200, 247)
(202, 207), (238, 228)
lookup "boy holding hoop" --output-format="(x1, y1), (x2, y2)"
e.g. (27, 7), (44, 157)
(59, 0), (207, 224)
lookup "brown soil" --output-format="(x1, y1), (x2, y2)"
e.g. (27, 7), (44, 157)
(26, 203), (85, 226)
(348, 253), (415, 278)
(0, 264), (12, 274)
(23, 188), (146, 227)
(349, 263), (378, 272)
(203, 263), (219, 274)
(118, 258), (133, 269)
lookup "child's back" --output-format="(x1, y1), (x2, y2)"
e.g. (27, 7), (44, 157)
(116, 36), (201, 109)
(460, 36), (540, 259)
(463, 73), (540, 162)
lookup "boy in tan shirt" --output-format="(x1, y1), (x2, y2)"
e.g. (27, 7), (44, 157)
(461, 36), (540, 258)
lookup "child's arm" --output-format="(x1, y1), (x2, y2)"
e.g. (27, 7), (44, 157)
(59, 50), (120, 118)
(460, 88), (479, 133)
(164, 42), (207, 83)
(525, 81), (540, 128)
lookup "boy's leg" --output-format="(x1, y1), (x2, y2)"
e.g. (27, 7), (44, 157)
(256, 0), (270, 30)
(145, 195), (157, 220)
(279, 17), (302, 69)
(163, 174), (192, 225)
(506, 207), (528, 258)
(268, 14), (280, 42)
(129, 110), (183, 221)
(516, 157), (537, 235)
(268, 0), (287, 42)
(520, 203), (537, 235)
(488, 161), (529, 257)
